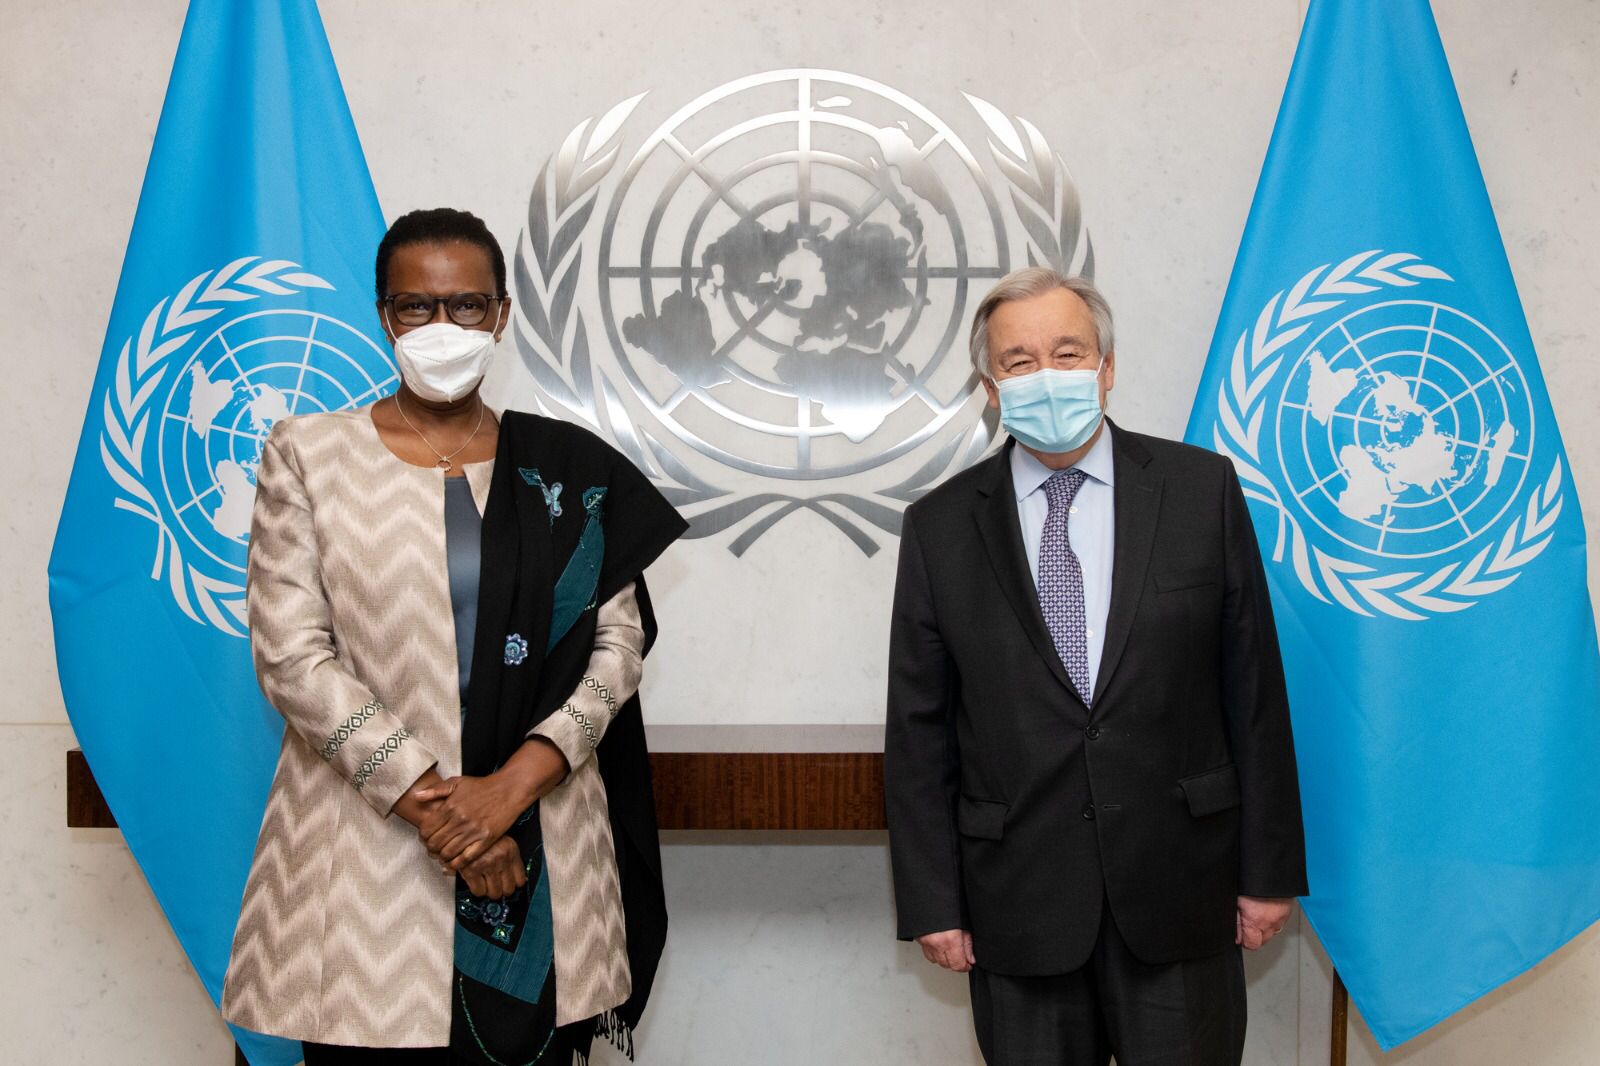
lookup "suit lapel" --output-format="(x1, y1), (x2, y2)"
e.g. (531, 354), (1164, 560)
(1091, 426), (1162, 706)
(973, 443), (1087, 708)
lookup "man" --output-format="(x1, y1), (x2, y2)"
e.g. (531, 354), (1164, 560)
(884, 268), (1307, 1065)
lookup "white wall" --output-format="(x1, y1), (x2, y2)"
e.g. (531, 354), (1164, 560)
(3, 0), (1598, 1062)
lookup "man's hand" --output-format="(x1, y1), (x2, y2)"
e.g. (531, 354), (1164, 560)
(1236, 896), (1294, 950)
(459, 837), (527, 901)
(412, 738), (569, 869)
(916, 929), (976, 973)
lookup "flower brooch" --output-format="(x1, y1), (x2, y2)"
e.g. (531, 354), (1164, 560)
(518, 467), (563, 525)
(504, 633), (529, 666)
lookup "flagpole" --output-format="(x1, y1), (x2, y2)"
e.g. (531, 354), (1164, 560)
(1330, 969), (1349, 1066)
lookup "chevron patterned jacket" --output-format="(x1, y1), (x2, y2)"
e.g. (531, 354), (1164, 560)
(221, 409), (647, 1047)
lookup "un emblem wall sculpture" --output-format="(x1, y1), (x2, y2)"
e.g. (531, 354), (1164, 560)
(514, 70), (1093, 555)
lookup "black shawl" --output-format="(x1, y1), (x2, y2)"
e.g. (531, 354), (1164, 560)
(455, 411), (685, 1059)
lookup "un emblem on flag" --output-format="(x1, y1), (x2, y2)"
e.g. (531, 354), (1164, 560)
(99, 258), (394, 636)
(1212, 250), (1564, 620)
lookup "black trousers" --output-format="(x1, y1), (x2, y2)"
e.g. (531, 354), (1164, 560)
(301, 1045), (449, 1065)
(969, 901), (1247, 1066)
(301, 1028), (586, 1065)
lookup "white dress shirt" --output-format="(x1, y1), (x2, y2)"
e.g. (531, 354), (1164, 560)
(1010, 422), (1117, 695)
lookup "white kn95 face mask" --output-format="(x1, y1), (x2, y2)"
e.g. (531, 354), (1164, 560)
(389, 320), (496, 403)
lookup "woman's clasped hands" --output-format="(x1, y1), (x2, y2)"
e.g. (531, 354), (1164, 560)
(391, 738), (571, 900)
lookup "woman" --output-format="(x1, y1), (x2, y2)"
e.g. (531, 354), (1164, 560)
(222, 207), (685, 1064)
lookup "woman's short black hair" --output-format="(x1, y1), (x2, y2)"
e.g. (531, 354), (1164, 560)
(375, 207), (507, 298)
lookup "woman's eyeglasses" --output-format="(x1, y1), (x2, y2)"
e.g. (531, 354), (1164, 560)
(384, 292), (503, 327)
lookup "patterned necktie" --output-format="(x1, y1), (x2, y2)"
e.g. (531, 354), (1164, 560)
(1039, 468), (1091, 699)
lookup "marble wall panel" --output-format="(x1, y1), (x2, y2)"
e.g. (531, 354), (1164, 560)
(4, 0), (1598, 1062)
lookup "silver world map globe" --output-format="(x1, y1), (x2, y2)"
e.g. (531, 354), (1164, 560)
(596, 70), (1009, 480)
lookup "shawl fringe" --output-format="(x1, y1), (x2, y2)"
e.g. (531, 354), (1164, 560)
(590, 1008), (636, 1061)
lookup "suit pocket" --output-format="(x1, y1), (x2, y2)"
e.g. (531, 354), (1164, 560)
(1155, 566), (1217, 593)
(957, 796), (1008, 840)
(1179, 764), (1241, 817)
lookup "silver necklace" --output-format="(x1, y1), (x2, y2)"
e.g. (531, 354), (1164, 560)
(392, 393), (485, 472)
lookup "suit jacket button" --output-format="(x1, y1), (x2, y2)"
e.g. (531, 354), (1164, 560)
(1081, 803), (1096, 821)
(1086, 725), (1100, 740)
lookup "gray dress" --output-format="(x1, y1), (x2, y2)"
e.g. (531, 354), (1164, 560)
(443, 474), (481, 706)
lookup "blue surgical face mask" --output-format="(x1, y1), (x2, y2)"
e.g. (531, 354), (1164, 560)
(995, 365), (1105, 454)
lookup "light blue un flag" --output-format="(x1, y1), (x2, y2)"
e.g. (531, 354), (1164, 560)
(1184, 0), (1600, 1048)
(47, 2), (391, 1062)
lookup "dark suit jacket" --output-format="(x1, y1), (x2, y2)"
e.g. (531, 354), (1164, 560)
(884, 422), (1308, 975)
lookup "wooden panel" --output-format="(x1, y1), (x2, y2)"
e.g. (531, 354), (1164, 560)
(66, 749), (116, 829)
(651, 752), (885, 830)
(66, 749), (886, 831)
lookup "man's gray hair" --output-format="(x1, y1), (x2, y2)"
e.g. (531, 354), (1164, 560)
(969, 267), (1115, 380)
